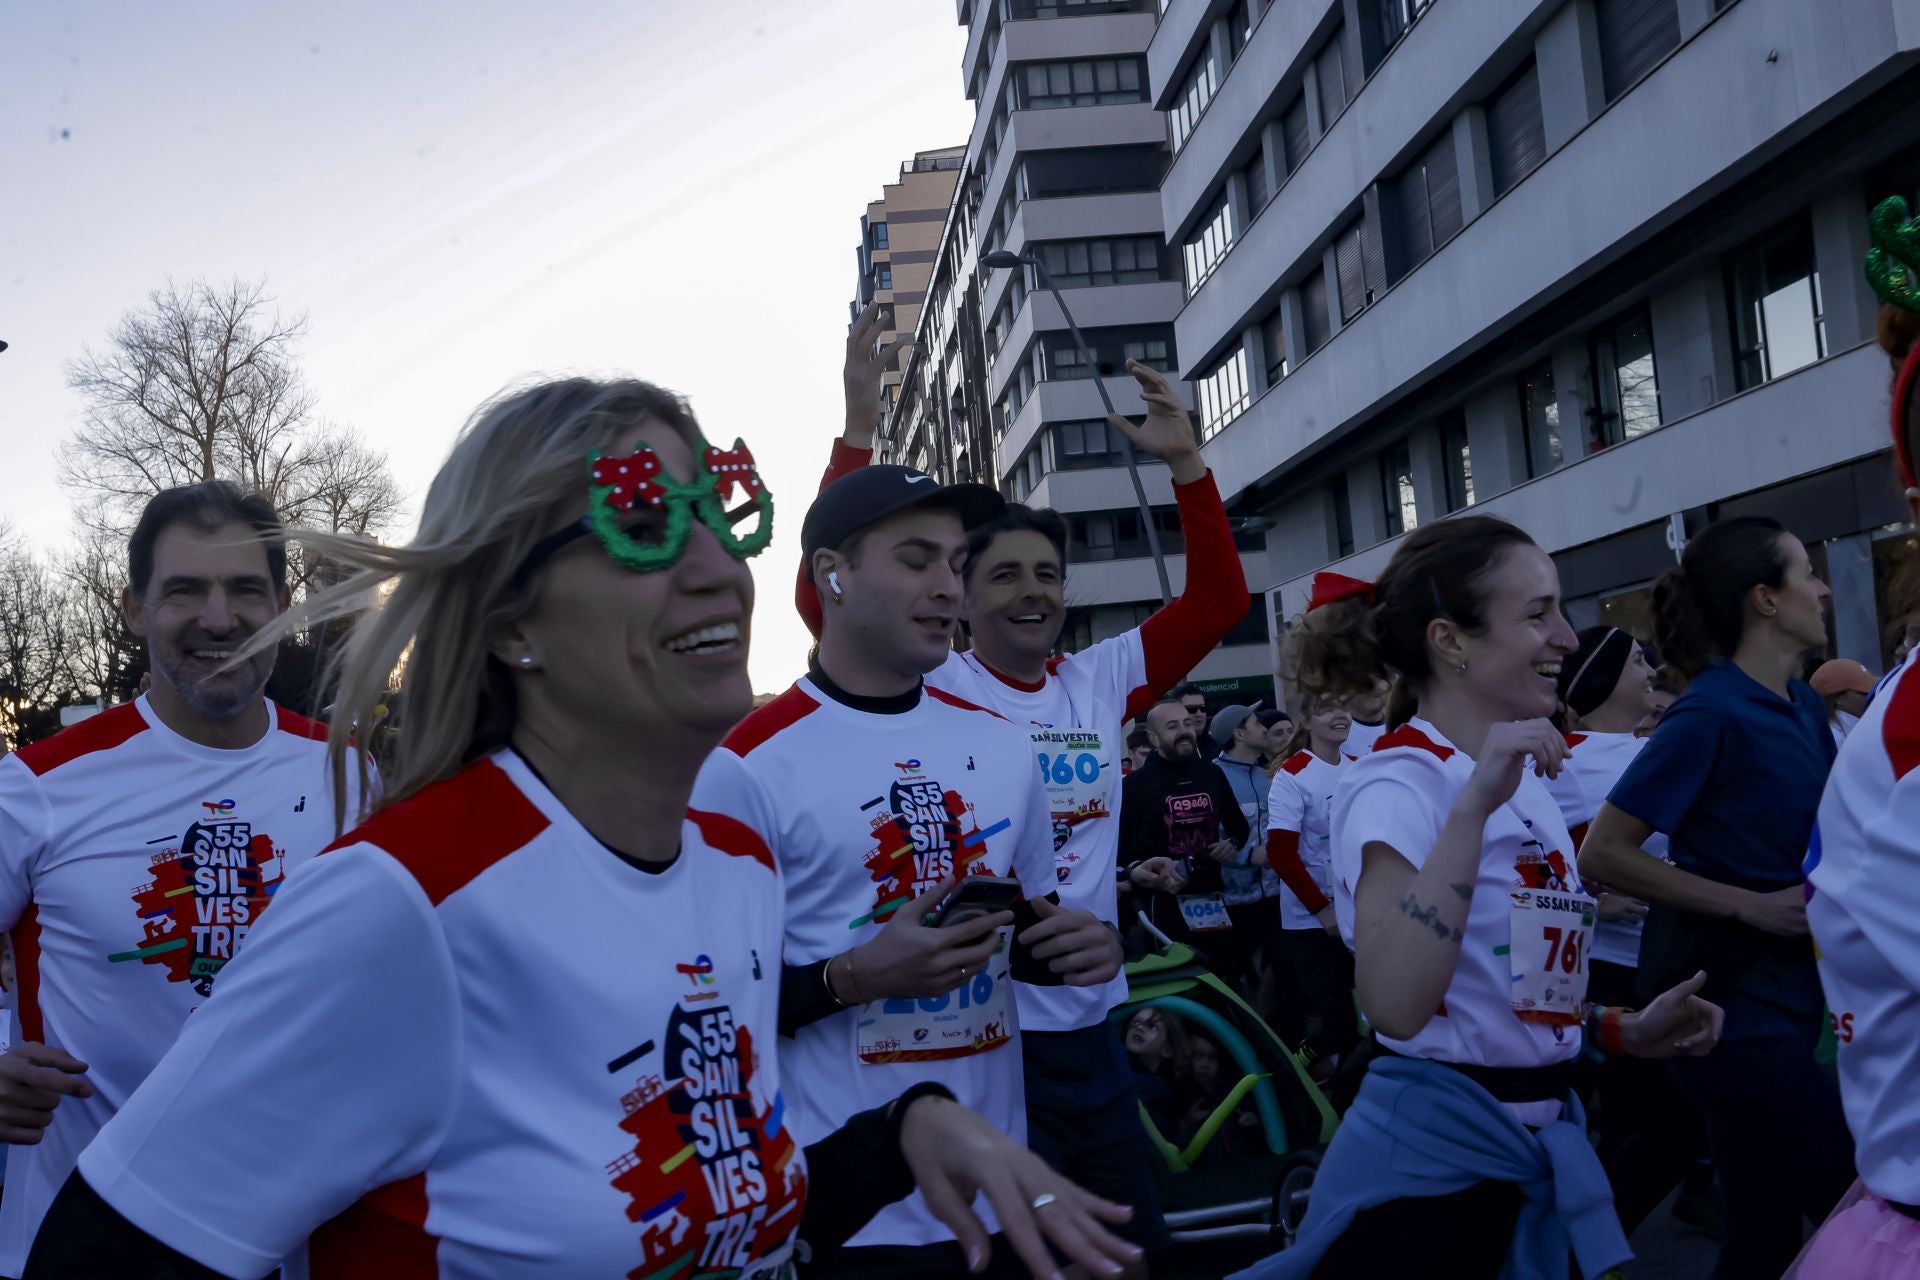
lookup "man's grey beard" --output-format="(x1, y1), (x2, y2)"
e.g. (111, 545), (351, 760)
(153, 650), (276, 721)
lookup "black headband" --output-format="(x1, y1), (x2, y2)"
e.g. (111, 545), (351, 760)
(1559, 627), (1636, 718)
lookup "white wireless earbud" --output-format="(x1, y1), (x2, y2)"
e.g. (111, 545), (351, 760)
(828, 570), (844, 600)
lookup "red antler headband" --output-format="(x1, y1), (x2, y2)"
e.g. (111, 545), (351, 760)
(1866, 196), (1920, 489)
(1307, 571), (1376, 613)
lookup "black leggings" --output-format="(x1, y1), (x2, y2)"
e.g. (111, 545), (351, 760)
(1270, 926), (1359, 1061)
(1315, 1180), (1525, 1277)
(1670, 1029), (1855, 1280)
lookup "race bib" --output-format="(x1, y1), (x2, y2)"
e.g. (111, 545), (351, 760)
(857, 950), (1013, 1064)
(1508, 888), (1596, 1026)
(1032, 730), (1111, 824)
(1177, 893), (1233, 932)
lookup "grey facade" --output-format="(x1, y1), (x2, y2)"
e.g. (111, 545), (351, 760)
(1151, 0), (1920, 674)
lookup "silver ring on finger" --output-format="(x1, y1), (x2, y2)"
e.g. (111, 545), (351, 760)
(1031, 1192), (1058, 1211)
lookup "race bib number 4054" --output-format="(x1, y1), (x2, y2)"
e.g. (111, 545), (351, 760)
(1508, 889), (1596, 1027)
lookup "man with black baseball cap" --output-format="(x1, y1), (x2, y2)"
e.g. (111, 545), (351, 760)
(695, 464), (1129, 1276)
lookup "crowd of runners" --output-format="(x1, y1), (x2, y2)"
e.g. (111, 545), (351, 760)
(0, 200), (1917, 1280)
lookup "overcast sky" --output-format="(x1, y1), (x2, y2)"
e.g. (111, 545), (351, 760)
(3, 0), (974, 693)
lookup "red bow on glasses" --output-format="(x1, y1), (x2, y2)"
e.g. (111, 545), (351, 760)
(590, 449), (667, 510)
(1306, 571), (1376, 613)
(703, 441), (764, 502)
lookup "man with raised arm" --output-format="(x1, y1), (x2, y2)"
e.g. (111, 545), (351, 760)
(791, 304), (1253, 1269)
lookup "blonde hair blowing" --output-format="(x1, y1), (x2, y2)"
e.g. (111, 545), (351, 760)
(244, 377), (701, 834)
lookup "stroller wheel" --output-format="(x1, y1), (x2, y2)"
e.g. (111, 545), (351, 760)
(1269, 1148), (1322, 1248)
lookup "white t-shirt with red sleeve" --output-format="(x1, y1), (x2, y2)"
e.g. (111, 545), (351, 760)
(82, 749), (805, 1280)
(928, 644), (1142, 1033)
(1265, 750), (1348, 931)
(1540, 730), (1667, 968)
(1807, 656), (1920, 1204)
(0, 696), (355, 1276)
(693, 678), (1054, 1250)
(1329, 719), (1587, 1080)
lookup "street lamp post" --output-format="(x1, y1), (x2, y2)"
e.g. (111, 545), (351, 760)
(982, 249), (1172, 605)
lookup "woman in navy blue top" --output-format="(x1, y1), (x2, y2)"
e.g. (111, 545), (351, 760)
(1581, 514), (1852, 1280)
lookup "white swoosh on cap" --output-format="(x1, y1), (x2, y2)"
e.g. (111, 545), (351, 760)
(905, 474), (934, 484)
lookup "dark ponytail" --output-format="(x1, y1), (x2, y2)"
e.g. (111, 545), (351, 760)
(1287, 516), (1537, 729)
(1651, 516), (1788, 685)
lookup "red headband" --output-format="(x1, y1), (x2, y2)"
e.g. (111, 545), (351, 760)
(1895, 343), (1920, 490)
(1307, 571), (1376, 613)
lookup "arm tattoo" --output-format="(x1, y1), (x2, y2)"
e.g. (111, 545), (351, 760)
(1399, 892), (1464, 942)
(1450, 882), (1473, 901)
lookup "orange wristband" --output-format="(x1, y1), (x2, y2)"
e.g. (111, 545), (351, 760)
(1598, 1005), (1630, 1056)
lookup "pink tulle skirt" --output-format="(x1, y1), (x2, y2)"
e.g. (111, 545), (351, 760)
(1787, 1181), (1920, 1279)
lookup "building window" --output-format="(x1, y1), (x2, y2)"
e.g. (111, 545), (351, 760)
(1441, 409), (1475, 511)
(877, 266), (893, 291)
(1302, 270), (1332, 354)
(1054, 419), (1134, 470)
(1197, 347), (1251, 441)
(871, 223), (889, 250)
(1520, 360), (1565, 477)
(1260, 307), (1289, 385)
(1315, 24), (1352, 126)
(1333, 216), (1384, 323)
(1019, 58), (1148, 109)
(1005, 440), (1046, 502)
(1281, 93), (1311, 177)
(1728, 217), (1827, 391)
(1227, 0), (1255, 57)
(1595, 0), (1682, 103)
(1018, 145), (1163, 198)
(1169, 50), (1221, 152)
(1487, 61), (1545, 197)
(1043, 327), (1176, 381)
(1589, 307), (1662, 445)
(1332, 478), (1355, 556)
(1183, 191), (1236, 296)
(1380, 439), (1417, 537)
(1038, 236), (1163, 288)
(1391, 127), (1462, 281)
(1377, 0), (1432, 54)
(1241, 146), (1270, 216)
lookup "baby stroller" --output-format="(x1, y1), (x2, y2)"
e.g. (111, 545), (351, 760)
(1114, 939), (1340, 1274)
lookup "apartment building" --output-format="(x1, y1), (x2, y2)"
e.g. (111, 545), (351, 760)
(1150, 0), (1920, 672)
(854, 147), (968, 423)
(885, 0), (1276, 703)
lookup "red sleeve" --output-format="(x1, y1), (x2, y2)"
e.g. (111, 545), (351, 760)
(1267, 828), (1331, 915)
(795, 438), (875, 639)
(1123, 471), (1252, 720)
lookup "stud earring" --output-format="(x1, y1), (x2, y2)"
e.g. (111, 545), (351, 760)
(518, 655), (534, 667)
(1457, 659), (1469, 676)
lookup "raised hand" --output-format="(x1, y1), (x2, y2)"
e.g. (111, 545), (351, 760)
(844, 302), (912, 449)
(1459, 719), (1569, 818)
(1105, 359), (1203, 483)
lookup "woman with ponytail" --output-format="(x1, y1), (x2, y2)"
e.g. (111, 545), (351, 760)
(1236, 519), (1722, 1280)
(1790, 196), (1920, 1278)
(1578, 513), (1849, 1276)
